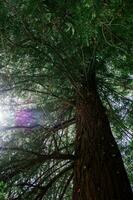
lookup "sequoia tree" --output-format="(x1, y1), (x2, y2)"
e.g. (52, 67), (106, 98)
(0, 0), (133, 200)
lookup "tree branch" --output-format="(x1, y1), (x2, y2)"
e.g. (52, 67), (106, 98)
(35, 164), (73, 200)
(0, 147), (76, 160)
(0, 117), (75, 133)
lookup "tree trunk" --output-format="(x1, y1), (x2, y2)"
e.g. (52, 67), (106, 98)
(73, 86), (133, 200)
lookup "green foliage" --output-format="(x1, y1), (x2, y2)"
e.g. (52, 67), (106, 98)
(0, 182), (7, 200)
(0, 0), (132, 199)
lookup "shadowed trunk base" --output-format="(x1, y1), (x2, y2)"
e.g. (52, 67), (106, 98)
(73, 89), (133, 200)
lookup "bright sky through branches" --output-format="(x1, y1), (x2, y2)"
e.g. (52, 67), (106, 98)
(0, 95), (45, 131)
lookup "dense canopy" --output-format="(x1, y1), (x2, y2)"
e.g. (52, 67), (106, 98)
(0, 1), (132, 200)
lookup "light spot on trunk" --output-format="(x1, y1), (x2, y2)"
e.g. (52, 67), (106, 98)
(77, 188), (80, 193)
(112, 154), (116, 157)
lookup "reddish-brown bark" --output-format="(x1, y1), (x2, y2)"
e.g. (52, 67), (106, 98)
(73, 87), (133, 200)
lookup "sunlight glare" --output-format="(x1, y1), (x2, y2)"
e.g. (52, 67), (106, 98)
(0, 110), (9, 126)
